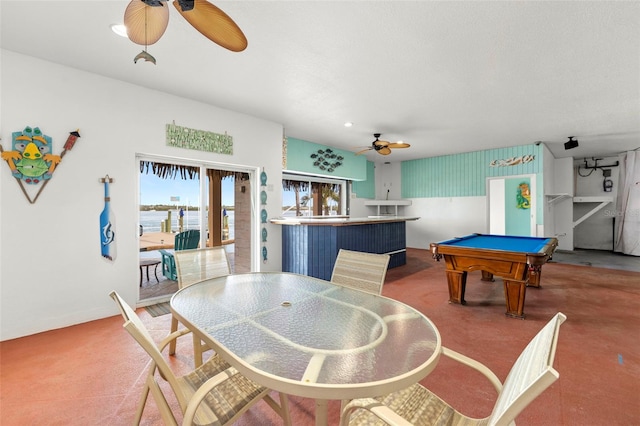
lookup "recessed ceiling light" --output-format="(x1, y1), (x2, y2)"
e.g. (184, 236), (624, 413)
(344, 122), (353, 128)
(111, 24), (128, 38)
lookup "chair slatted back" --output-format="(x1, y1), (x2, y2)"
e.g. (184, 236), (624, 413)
(175, 247), (231, 289)
(174, 229), (200, 251)
(159, 230), (201, 281)
(330, 249), (390, 295)
(489, 312), (566, 426)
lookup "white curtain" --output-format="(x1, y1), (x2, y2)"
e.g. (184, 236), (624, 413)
(614, 151), (640, 255)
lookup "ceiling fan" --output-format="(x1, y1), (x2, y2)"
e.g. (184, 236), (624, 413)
(355, 133), (411, 156)
(124, 0), (247, 64)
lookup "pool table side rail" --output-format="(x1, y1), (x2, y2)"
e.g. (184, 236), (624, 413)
(436, 234), (556, 252)
(431, 242), (557, 264)
(431, 235), (558, 263)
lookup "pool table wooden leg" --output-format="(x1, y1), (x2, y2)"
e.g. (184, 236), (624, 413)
(481, 270), (495, 281)
(446, 270), (467, 305)
(503, 279), (527, 319)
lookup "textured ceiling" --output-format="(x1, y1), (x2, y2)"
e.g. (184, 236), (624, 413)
(1, 1), (639, 163)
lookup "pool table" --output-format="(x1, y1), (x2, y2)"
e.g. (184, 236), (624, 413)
(430, 233), (558, 318)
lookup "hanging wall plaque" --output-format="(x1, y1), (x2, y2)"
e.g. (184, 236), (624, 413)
(166, 123), (233, 154)
(1, 126), (81, 204)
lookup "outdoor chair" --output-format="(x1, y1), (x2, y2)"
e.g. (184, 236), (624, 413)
(339, 312), (567, 426)
(109, 291), (291, 426)
(168, 247), (231, 366)
(159, 229), (200, 280)
(331, 249), (391, 295)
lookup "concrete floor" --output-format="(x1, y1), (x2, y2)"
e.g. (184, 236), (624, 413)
(3, 248), (638, 425)
(138, 247), (639, 305)
(551, 248), (640, 272)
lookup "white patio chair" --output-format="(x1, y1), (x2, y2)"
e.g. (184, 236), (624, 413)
(340, 312), (567, 426)
(109, 291), (291, 426)
(168, 246), (231, 366)
(331, 249), (391, 295)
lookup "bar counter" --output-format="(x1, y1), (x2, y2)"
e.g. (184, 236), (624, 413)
(271, 215), (419, 280)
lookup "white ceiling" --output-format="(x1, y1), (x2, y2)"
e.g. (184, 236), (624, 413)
(1, 1), (639, 163)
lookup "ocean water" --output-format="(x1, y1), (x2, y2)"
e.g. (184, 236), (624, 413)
(140, 210), (234, 239)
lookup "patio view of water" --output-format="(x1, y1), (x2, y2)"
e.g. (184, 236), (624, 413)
(140, 209), (235, 240)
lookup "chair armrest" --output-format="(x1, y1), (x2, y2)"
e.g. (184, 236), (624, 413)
(158, 328), (192, 352)
(340, 347), (504, 426)
(158, 249), (174, 257)
(340, 398), (413, 426)
(442, 346), (503, 393)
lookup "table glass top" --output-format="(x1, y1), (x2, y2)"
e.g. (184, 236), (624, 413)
(171, 273), (440, 390)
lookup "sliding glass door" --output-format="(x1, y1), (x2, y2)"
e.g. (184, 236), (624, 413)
(138, 155), (255, 301)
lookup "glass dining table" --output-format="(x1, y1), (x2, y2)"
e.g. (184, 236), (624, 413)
(170, 272), (442, 425)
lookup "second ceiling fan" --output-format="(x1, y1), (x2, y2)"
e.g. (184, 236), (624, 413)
(356, 133), (411, 156)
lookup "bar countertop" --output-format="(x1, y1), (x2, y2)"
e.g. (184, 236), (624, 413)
(270, 215), (420, 226)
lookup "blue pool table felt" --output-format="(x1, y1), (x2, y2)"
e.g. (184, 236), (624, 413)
(439, 234), (551, 253)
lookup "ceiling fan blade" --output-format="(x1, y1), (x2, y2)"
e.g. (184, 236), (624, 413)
(355, 148), (372, 156)
(378, 147), (392, 155)
(124, 0), (169, 46)
(387, 142), (411, 149)
(173, 0), (248, 52)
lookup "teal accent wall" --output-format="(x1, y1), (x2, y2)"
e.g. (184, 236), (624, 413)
(402, 144), (541, 197)
(402, 144), (544, 224)
(352, 161), (375, 198)
(285, 137), (367, 180)
(505, 176), (532, 236)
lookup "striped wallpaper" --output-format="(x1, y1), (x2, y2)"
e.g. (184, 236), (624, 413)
(401, 144), (542, 198)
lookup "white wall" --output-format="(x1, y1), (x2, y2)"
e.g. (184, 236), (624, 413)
(349, 196), (369, 218)
(375, 161), (402, 200)
(351, 161), (405, 218)
(549, 155), (574, 250)
(404, 197), (487, 249)
(542, 144), (557, 238)
(0, 50), (285, 340)
(365, 159), (486, 249)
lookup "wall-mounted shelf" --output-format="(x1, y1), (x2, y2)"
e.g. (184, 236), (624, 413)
(573, 196), (614, 203)
(364, 199), (412, 216)
(545, 193), (572, 205)
(572, 196), (614, 228)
